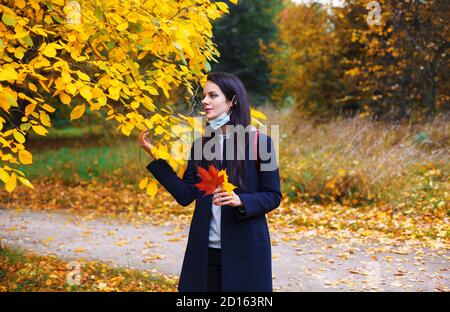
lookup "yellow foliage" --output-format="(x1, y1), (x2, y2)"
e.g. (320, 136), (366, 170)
(0, 0), (238, 193)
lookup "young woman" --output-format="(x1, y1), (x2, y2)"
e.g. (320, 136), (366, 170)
(137, 72), (281, 292)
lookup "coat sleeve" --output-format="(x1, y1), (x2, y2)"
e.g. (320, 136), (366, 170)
(235, 135), (282, 220)
(146, 141), (200, 207)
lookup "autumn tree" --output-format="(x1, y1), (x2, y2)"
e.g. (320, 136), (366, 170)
(264, 0), (449, 120)
(211, 0), (283, 103)
(261, 2), (343, 117)
(0, 0), (242, 194)
(339, 0), (449, 120)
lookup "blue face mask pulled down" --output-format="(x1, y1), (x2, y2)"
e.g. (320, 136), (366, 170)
(206, 110), (231, 130)
(206, 96), (235, 130)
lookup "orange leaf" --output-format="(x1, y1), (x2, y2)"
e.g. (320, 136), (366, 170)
(195, 164), (224, 196)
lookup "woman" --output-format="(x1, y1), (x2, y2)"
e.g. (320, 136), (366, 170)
(137, 72), (281, 292)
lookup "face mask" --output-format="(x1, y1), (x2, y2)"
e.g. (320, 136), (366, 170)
(206, 95), (235, 130)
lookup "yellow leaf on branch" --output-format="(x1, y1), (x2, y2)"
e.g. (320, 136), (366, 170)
(25, 104), (37, 116)
(80, 86), (92, 101)
(18, 150), (32, 165)
(139, 177), (148, 190)
(77, 71), (90, 82)
(28, 83), (38, 92)
(41, 104), (56, 113)
(32, 125), (48, 136)
(0, 66), (18, 81)
(17, 176), (34, 190)
(116, 21), (128, 31)
(70, 104), (85, 120)
(13, 130), (25, 143)
(42, 44), (57, 58)
(0, 0), (226, 192)
(39, 111), (51, 127)
(0, 168), (9, 183)
(5, 173), (17, 193)
(59, 92), (71, 105)
(146, 180), (158, 197)
(216, 2), (229, 13)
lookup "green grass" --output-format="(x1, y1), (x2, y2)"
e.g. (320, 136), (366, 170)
(19, 140), (149, 184)
(29, 124), (107, 140)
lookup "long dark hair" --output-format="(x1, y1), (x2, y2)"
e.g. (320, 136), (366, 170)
(196, 72), (252, 191)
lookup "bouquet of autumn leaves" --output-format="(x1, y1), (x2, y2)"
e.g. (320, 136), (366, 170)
(194, 164), (237, 196)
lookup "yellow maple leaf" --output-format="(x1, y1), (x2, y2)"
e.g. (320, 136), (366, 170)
(218, 169), (237, 194)
(223, 182), (237, 194)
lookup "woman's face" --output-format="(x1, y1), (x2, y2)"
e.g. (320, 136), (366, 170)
(201, 81), (234, 120)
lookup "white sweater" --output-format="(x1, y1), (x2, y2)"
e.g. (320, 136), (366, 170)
(208, 132), (232, 249)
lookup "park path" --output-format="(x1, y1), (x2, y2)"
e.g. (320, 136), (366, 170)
(0, 208), (448, 291)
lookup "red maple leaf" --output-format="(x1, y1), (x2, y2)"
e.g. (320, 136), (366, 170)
(194, 164), (224, 196)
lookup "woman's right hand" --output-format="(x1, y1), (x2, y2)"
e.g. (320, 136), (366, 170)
(138, 129), (155, 158)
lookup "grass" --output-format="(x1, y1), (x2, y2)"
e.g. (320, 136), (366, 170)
(258, 106), (449, 210)
(19, 140), (149, 184)
(19, 108), (449, 210)
(42, 125), (105, 139)
(11, 107), (448, 231)
(0, 246), (177, 292)
(25, 124), (107, 142)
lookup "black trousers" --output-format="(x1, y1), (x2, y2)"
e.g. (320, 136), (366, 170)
(207, 247), (222, 292)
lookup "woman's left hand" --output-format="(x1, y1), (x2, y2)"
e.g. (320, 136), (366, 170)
(212, 186), (243, 207)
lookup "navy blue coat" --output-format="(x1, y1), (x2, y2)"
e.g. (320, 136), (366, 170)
(146, 133), (282, 292)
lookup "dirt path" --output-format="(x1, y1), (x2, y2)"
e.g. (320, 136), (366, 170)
(1, 208), (448, 291)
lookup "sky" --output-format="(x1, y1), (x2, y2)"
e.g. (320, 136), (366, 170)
(291, 0), (345, 7)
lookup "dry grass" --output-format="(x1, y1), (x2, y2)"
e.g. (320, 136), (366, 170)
(257, 105), (449, 209)
(2, 106), (447, 241)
